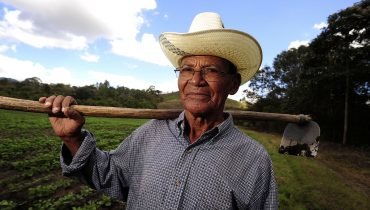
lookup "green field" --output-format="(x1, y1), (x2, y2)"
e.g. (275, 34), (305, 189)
(0, 109), (369, 209)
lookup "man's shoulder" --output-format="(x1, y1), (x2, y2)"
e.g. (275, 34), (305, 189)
(227, 127), (260, 145)
(226, 127), (270, 157)
(130, 119), (175, 138)
(136, 119), (172, 130)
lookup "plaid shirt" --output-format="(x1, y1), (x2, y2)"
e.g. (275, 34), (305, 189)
(61, 112), (278, 209)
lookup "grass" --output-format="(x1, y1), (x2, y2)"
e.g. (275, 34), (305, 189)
(244, 129), (370, 210)
(0, 109), (140, 209)
(0, 109), (369, 209)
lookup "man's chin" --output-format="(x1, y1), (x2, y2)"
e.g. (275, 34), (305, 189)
(183, 104), (214, 117)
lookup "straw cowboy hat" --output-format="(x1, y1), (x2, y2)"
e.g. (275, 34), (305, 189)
(159, 12), (262, 85)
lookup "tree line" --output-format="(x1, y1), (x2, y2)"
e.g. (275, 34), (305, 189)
(0, 77), (163, 109)
(245, 0), (369, 146)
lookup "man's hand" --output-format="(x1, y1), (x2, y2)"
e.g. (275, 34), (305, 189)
(39, 95), (85, 155)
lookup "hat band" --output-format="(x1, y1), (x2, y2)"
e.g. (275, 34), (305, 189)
(160, 35), (191, 56)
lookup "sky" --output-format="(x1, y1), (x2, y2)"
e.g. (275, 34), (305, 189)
(0, 0), (361, 100)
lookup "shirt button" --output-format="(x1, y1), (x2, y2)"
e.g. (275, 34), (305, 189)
(175, 178), (181, 186)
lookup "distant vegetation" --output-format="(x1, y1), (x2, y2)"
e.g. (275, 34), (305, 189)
(245, 0), (370, 146)
(0, 77), (163, 109)
(0, 77), (246, 111)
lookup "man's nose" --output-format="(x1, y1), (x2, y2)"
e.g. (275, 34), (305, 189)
(190, 70), (206, 85)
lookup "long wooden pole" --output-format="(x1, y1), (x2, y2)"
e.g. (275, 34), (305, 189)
(0, 96), (311, 123)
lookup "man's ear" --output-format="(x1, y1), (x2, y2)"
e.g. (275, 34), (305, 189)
(229, 73), (241, 95)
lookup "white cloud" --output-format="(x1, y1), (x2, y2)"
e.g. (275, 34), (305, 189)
(0, 44), (17, 53)
(0, 8), (88, 49)
(288, 40), (309, 50)
(46, 67), (74, 84)
(88, 71), (154, 90)
(350, 40), (367, 48)
(0, 54), (91, 85)
(359, 28), (366, 34)
(0, 0), (169, 65)
(349, 28), (367, 35)
(349, 29), (356, 35)
(0, 45), (7, 53)
(0, 54), (46, 79)
(228, 83), (250, 101)
(87, 70), (178, 92)
(80, 52), (100, 62)
(11, 44), (16, 52)
(313, 22), (327, 30)
(0, 53), (175, 93)
(0, 45), (9, 53)
(1, 0), (156, 39)
(155, 78), (178, 93)
(110, 33), (171, 66)
(86, 70), (179, 92)
(334, 32), (344, 38)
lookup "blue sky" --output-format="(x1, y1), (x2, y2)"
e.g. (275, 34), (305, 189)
(0, 0), (360, 100)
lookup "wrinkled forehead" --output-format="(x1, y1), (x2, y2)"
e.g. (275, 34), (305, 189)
(180, 55), (232, 66)
(180, 55), (237, 73)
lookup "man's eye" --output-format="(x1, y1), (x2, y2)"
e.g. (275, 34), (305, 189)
(205, 68), (219, 73)
(181, 67), (193, 72)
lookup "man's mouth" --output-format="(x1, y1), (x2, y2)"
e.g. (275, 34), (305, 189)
(186, 92), (210, 99)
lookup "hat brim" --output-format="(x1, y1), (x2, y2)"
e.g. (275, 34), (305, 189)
(159, 29), (262, 85)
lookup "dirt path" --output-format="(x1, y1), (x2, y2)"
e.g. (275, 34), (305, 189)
(316, 142), (370, 198)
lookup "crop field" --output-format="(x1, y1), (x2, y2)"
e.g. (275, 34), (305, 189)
(0, 109), (147, 209)
(0, 109), (369, 209)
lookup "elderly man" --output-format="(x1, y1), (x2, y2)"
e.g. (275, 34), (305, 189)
(40, 12), (278, 209)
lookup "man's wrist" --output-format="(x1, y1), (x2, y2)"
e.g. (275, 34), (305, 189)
(61, 129), (84, 142)
(61, 130), (86, 156)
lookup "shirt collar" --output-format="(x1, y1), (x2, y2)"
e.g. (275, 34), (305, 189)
(174, 111), (235, 143)
(175, 111), (186, 136)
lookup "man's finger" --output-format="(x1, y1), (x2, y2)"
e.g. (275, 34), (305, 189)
(61, 96), (77, 112)
(44, 95), (56, 108)
(65, 107), (85, 124)
(38, 97), (47, 104)
(52, 95), (65, 113)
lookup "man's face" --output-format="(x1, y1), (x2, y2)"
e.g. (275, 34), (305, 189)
(178, 55), (240, 116)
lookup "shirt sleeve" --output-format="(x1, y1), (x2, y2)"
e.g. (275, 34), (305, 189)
(263, 158), (278, 209)
(60, 129), (131, 201)
(249, 150), (279, 210)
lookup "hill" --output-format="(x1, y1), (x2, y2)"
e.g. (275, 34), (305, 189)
(0, 77), (18, 83)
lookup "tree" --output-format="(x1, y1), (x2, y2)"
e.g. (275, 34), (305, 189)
(309, 0), (369, 144)
(246, 0), (370, 145)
